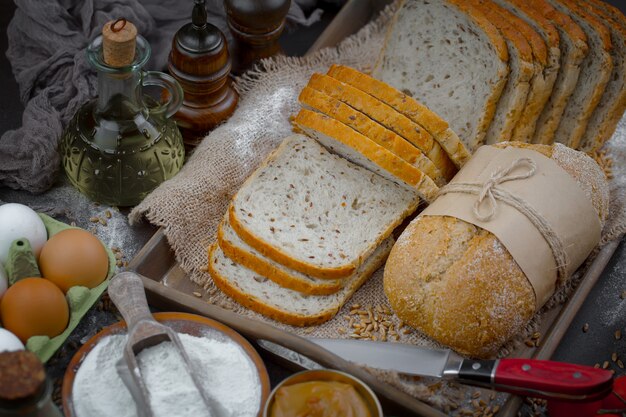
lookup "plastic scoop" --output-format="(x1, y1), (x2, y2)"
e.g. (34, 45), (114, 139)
(108, 271), (219, 417)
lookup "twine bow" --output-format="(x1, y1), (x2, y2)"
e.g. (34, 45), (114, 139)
(439, 157), (569, 284)
(473, 158), (536, 221)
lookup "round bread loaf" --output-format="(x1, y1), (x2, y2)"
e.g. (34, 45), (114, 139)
(383, 142), (609, 358)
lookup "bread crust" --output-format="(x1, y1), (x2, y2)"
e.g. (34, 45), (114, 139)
(384, 142), (608, 358)
(298, 86), (446, 186)
(217, 221), (343, 296)
(307, 73), (458, 181)
(327, 65), (471, 169)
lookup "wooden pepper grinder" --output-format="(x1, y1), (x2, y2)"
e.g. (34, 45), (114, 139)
(225, 0), (291, 74)
(168, 0), (238, 149)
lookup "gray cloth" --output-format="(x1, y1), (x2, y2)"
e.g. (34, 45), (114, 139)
(1, 0), (322, 194)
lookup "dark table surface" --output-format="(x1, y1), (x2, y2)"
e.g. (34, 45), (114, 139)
(1, 1), (626, 416)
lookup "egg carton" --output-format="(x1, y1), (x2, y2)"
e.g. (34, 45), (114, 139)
(2, 214), (116, 362)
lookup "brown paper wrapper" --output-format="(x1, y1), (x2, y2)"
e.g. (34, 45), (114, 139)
(421, 146), (601, 307)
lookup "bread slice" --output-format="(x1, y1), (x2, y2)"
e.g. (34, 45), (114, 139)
(373, 0), (509, 151)
(208, 237), (393, 326)
(494, 0), (562, 143)
(528, 0), (589, 145)
(326, 65), (470, 168)
(576, 0), (626, 151)
(468, 0), (534, 144)
(306, 73), (457, 181)
(490, 0), (559, 143)
(230, 134), (419, 280)
(217, 215), (343, 296)
(293, 109), (439, 201)
(547, 0), (613, 149)
(298, 87), (446, 186)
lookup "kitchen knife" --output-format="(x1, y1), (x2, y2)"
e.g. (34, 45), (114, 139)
(310, 338), (613, 401)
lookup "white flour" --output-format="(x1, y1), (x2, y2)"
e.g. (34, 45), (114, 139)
(72, 333), (261, 417)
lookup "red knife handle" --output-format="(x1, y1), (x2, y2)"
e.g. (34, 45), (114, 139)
(457, 358), (613, 401)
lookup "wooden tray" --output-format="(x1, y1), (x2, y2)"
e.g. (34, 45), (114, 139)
(128, 1), (622, 415)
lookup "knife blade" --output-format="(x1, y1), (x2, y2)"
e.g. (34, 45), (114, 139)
(310, 338), (614, 401)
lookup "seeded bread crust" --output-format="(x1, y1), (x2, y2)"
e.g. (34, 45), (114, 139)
(548, 0), (613, 149)
(384, 142), (609, 358)
(490, 0), (559, 143)
(530, 0), (589, 145)
(298, 87), (446, 186)
(209, 238), (392, 326)
(293, 109), (440, 201)
(575, 0), (626, 151)
(217, 217), (343, 295)
(307, 73), (457, 181)
(469, 0), (535, 144)
(326, 65), (470, 168)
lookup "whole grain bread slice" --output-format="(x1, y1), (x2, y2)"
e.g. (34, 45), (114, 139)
(547, 0), (613, 149)
(468, 0), (535, 144)
(326, 65), (470, 168)
(230, 134), (419, 280)
(489, 0), (557, 143)
(218, 215), (343, 295)
(307, 73), (457, 181)
(528, 0), (589, 145)
(494, 0), (562, 143)
(298, 86), (446, 186)
(293, 109), (439, 201)
(208, 238), (392, 326)
(373, 0), (509, 151)
(575, 0), (626, 151)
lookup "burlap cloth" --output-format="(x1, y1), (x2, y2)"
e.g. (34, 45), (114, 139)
(130, 3), (626, 412)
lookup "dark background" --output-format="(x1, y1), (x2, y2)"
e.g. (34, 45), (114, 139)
(1, 1), (626, 416)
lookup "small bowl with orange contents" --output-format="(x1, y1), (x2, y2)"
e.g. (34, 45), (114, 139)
(0, 213), (115, 362)
(263, 369), (383, 417)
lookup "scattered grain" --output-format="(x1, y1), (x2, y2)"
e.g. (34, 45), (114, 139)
(615, 330), (622, 340)
(612, 352), (618, 362)
(603, 361), (610, 369)
(619, 360), (624, 369)
(583, 323), (589, 333)
(192, 292), (202, 298)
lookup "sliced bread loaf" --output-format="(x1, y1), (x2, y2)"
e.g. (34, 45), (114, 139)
(307, 73), (457, 181)
(229, 134), (419, 280)
(293, 109), (440, 201)
(373, 0), (509, 151)
(298, 86), (446, 186)
(494, 0), (562, 143)
(547, 0), (613, 149)
(468, 0), (535, 144)
(326, 65), (470, 168)
(218, 215), (343, 295)
(490, 0), (559, 143)
(576, 0), (626, 151)
(208, 237), (392, 326)
(529, 0), (589, 145)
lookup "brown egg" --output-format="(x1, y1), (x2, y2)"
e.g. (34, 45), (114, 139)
(0, 278), (69, 343)
(39, 229), (109, 293)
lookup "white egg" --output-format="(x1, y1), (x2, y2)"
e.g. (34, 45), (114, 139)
(0, 203), (47, 265)
(0, 328), (24, 352)
(0, 263), (7, 300)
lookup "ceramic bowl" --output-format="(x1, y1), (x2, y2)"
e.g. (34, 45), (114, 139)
(62, 312), (270, 417)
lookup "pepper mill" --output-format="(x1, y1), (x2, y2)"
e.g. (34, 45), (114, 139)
(225, 0), (291, 74)
(169, 0), (239, 148)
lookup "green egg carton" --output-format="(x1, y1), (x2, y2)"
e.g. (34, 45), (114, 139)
(1, 213), (116, 362)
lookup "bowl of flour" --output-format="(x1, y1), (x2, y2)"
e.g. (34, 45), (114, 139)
(61, 312), (269, 417)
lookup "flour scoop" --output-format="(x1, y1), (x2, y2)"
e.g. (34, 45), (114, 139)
(108, 271), (221, 417)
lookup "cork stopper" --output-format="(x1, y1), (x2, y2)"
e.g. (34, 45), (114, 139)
(0, 351), (45, 402)
(102, 18), (138, 67)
